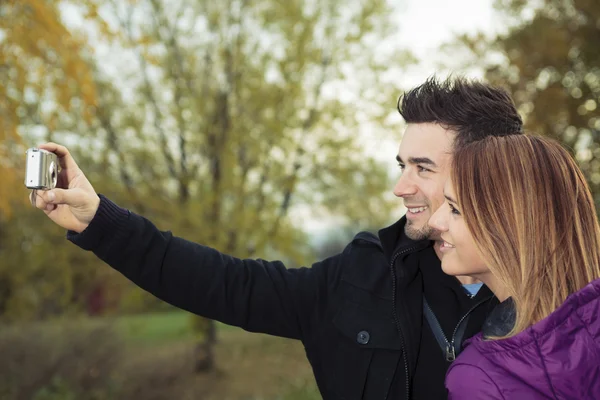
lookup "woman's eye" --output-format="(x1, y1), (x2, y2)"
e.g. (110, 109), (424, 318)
(449, 204), (461, 216)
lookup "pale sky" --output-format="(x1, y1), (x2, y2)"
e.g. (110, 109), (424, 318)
(397, 0), (500, 84)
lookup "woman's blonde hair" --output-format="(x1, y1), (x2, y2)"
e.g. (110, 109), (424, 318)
(452, 134), (600, 338)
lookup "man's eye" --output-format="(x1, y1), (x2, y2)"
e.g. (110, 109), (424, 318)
(417, 165), (430, 173)
(398, 163), (405, 170)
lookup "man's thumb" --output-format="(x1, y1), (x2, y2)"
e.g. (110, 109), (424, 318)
(46, 188), (81, 206)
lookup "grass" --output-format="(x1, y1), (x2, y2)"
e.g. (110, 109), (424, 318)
(0, 311), (321, 399)
(112, 311), (321, 399)
(115, 310), (194, 345)
(114, 310), (239, 345)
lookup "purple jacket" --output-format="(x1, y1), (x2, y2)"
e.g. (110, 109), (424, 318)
(446, 278), (600, 399)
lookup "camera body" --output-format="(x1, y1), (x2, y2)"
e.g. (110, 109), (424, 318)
(25, 148), (59, 190)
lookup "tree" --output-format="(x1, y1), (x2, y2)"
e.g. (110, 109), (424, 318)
(455, 0), (600, 205)
(4, 0), (413, 371)
(0, 0), (99, 215)
(71, 0), (409, 372)
(0, 0), (111, 321)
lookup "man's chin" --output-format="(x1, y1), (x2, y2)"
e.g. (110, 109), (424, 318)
(404, 222), (433, 241)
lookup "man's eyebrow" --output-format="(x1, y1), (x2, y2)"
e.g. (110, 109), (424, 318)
(444, 194), (457, 203)
(409, 157), (437, 167)
(395, 156), (437, 168)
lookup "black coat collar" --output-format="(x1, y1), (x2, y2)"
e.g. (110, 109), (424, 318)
(482, 298), (516, 338)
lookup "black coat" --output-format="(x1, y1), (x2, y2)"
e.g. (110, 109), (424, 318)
(69, 195), (498, 399)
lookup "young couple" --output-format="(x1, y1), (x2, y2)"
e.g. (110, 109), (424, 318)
(32, 77), (600, 399)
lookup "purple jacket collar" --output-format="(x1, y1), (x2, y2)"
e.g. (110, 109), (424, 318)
(446, 278), (600, 399)
(474, 278), (600, 352)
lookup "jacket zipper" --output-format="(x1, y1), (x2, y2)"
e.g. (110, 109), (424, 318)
(390, 246), (417, 400)
(425, 296), (494, 361)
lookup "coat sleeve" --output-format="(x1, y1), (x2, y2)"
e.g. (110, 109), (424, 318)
(446, 364), (505, 400)
(67, 195), (344, 341)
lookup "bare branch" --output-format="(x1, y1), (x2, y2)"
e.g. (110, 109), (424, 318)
(108, 0), (178, 180)
(268, 55), (332, 239)
(148, 0), (200, 202)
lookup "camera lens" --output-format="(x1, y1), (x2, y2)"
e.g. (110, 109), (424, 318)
(49, 162), (57, 189)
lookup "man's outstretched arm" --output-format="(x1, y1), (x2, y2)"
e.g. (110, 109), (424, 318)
(32, 142), (343, 340)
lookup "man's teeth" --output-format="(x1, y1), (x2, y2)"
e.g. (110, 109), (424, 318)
(408, 206), (428, 213)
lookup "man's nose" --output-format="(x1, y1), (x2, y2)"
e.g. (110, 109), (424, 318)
(393, 173), (417, 198)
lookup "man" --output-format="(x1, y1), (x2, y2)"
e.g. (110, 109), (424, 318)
(31, 77), (523, 399)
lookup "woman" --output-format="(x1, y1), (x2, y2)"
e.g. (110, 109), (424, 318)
(429, 134), (600, 399)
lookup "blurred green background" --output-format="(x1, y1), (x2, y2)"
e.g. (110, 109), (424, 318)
(0, 0), (598, 398)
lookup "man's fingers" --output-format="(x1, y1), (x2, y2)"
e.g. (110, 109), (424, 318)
(38, 142), (79, 171)
(32, 188), (76, 210)
(42, 188), (83, 207)
(31, 190), (48, 210)
(30, 191), (57, 213)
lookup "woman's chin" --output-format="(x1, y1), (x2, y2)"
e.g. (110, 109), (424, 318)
(441, 262), (462, 277)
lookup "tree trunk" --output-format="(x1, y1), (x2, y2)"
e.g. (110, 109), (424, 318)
(194, 319), (217, 373)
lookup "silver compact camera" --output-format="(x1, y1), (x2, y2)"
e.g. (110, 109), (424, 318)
(25, 148), (59, 190)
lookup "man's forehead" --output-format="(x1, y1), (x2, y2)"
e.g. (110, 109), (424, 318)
(398, 123), (455, 161)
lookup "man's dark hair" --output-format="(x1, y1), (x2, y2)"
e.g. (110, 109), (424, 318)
(397, 76), (523, 149)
